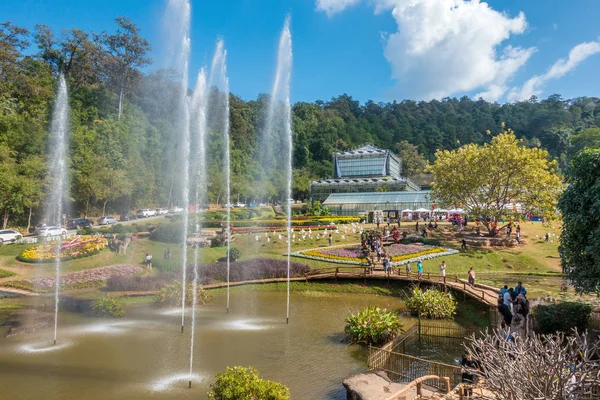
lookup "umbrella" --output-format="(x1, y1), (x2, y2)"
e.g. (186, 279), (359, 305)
(414, 208), (430, 212)
(401, 209), (413, 213)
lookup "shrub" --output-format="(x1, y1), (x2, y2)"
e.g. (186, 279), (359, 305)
(149, 223), (185, 243)
(155, 281), (211, 307)
(207, 366), (290, 400)
(92, 297), (125, 318)
(344, 306), (403, 345)
(404, 287), (457, 319)
(228, 247), (241, 261)
(112, 224), (127, 234)
(0, 268), (16, 278)
(211, 236), (225, 247)
(534, 302), (592, 335)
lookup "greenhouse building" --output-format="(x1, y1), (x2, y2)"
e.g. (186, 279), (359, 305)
(310, 144), (420, 203)
(322, 191), (433, 217)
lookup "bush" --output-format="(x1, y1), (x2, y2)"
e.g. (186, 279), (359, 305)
(344, 306), (403, 345)
(149, 223), (184, 243)
(534, 302), (592, 335)
(155, 281), (211, 307)
(92, 297), (125, 318)
(211, 235), (225, 247)
(228, 247), (241, 261)
(207, 366), (290, 400)
(404, 287), (457, 319)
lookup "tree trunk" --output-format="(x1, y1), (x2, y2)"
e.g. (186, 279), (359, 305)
(117, 76), (124, 121)
(85, 198), (90, 218)
(102, 200), (108, 217)
(2, 210), (8, 229)
(27, 207), (32, 232)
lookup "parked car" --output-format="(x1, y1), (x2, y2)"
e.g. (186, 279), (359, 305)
(98, 216), (117, 225)
(67, 218), (94, 230)
(0, 229), (22, 244)
(222, 203), (233, 208)
(169, 206), (184, 213)
(120, 213), (138, 222)
(234, 202), (246, 208)
(136, 209), (156, 218)
(156, 208), (168, 215)
(36, 226), (67, 237)
(258, 203), (267, 207)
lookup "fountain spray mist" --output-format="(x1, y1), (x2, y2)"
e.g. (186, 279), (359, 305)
(187, 68), (208, 388)
(170, 0), (192, 334)
(265, 17), (293, 323)
(208, 41), (231, 314)
(45, 74), (70, 345)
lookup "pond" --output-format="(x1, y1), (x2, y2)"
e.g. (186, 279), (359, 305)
(0, 290), (466, 399)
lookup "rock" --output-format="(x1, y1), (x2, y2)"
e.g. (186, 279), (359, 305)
(343, 370), (407, 400)
(505, 264), (513, 269)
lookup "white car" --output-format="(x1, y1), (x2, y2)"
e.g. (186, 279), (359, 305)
(234, 202), (246, 208)
(136, 209), (156, 218)
(169, 206), (184, 213)
(156, 208), (168, 215)
(258, 203), (267, 207)
(0, 229), (22, 244)
(37, 226), (67, 237)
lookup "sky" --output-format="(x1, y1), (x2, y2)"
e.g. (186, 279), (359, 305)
(2, 0), (600, 104)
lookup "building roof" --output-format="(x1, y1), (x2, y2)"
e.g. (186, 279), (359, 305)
(311, 177), (411, 186)
(334, 144), (386, 156)
(322, 191), (433, 205)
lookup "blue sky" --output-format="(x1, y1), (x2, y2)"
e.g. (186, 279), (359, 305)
(2, 0), (600, 103)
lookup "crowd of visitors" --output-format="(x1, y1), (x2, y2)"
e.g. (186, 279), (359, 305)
(497, 281), (530, 336)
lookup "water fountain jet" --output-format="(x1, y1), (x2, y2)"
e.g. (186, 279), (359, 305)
(45, 73), (70, 345)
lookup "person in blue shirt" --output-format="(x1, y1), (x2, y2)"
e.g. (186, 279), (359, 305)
(417, 260), (423, 279)
(514, 282), (527, 297)
(500, 285), (509, 295)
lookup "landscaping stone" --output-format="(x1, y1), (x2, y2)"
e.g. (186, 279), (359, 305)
(343, 370), (406, 400)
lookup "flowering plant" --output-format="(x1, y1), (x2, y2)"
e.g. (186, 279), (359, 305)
(17, 236), (108, 263)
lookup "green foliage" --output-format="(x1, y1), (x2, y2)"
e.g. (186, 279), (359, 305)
(404, 287), (457, 319)
(307, 201), (330, 217)
(154, 281), (210, 307)
(207, 366), (290, 400)
(559, 148), (600, 294)
(211, 236), (226, 247)
(429, 130), (562, 235)
(0, 268), (16, 278)
(344, 306), (403, 345)
(149, 223), (184, 243)
(228, 247), (241, 261)
(92, 297), (125, 318)
(534, 302), (592, 335)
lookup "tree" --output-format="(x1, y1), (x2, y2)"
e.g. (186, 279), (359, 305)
(464, 329), (600, 399)
(558, 148), (600, 294)
(428, 130), (562, 235)
(95, 165), (133, 216)
(394, 140), (428, 178)
(569, 127), (600, 160)
(95, 16), (151, 120)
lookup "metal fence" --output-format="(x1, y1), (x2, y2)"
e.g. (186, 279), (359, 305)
(368, 343), (462, 392)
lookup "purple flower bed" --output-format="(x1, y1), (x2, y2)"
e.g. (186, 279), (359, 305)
(33, 264), (144, 290)
(321, 243), (428, 258)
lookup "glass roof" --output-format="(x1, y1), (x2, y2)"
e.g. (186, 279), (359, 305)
(323, 191), (432, 205)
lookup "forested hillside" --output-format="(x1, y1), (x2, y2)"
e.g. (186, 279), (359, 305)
(1, 20), (600, 229)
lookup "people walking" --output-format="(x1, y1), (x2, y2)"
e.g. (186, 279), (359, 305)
(417, 260), (423, 279)
(461, 238), (468, 251)
(405, 261), (411, 275)
(468, 267), (475, 286)
(439, 261), (446, 278)
(145, 252), (153, 270)
(328, 233), (333, 247)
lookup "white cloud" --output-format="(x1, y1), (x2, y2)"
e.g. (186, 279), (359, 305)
(316, 0), (361, 16)
(507, 39), (600, 101)
(375, 0), (535, 101)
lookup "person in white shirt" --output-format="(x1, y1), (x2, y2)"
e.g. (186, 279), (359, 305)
(439, 261), (446, 277)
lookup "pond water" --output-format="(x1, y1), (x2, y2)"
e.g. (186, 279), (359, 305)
(0, 290), (468, 400)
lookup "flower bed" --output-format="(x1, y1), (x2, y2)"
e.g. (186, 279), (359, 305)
(231, 225), (336, 234)
(290, 243), (458, 266)
(2, 264), (143, 293)
(17, 236), (108, 263)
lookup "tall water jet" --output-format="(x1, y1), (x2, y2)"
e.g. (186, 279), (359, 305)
(187, 68), (208, 389)
(168, 0), (192, 334)
(264, 17), (293, 323)
(45, 74), (70, 344)
(208, 41), (231, 314)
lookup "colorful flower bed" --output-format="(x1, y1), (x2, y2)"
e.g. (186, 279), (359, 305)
(290, 243), (458, 266)
(17, 236), (108, 263)
(231, 225), (336, 234)
(2, 264), (143, 293)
